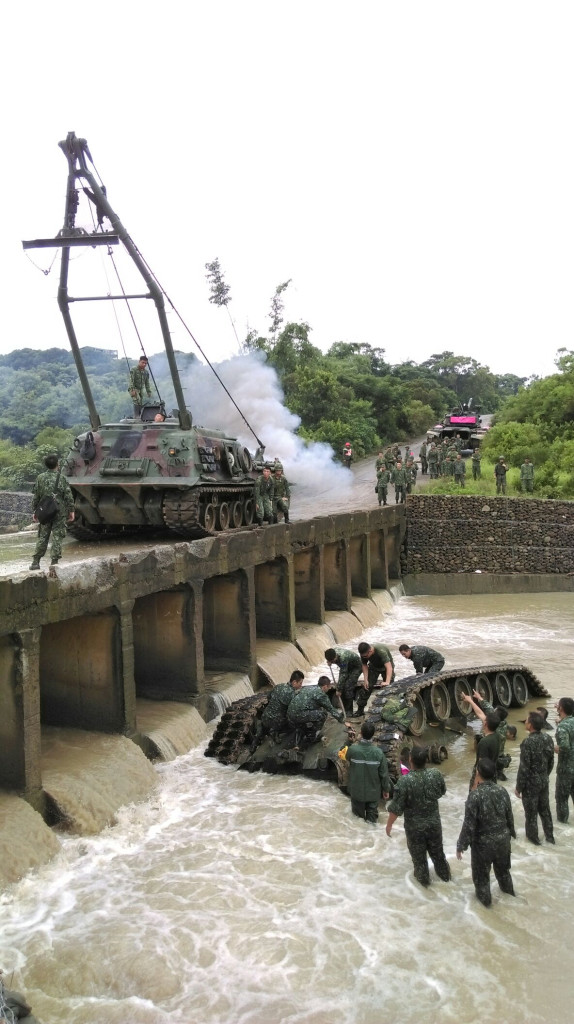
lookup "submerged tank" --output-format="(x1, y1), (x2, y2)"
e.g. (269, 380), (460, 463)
(427, 401), (487, 454)
(23, 133), (265, 539)
(205, 664), (550, 786)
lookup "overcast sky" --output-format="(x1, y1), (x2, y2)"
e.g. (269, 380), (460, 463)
(3, 1), (573, 381)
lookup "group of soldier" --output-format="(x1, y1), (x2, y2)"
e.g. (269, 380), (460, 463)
(254, 462), (291, 526)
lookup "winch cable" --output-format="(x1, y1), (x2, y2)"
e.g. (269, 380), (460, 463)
(134, 241), (265, 451)
(107, 248), (163, 403)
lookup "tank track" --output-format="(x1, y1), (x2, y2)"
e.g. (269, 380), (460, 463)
(205, 664), (550, 785)
(162, 484), (256, 538)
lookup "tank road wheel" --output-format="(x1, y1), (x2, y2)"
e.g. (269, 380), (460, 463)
(450, 677), (473, 717)
(202, 503), (216, 532)
(217, 502), (231, 530)
(409, 695), (427, 737)
(243, 498), (255, 526)
(511, 672), (529, 707)
(494, 672), (512, 707)
(423, 682), (451, 723)
(231, 500), (243, 528)
(474, 674), (493, 705)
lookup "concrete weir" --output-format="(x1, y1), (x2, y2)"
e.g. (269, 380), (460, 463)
(0, 507), (404, 858)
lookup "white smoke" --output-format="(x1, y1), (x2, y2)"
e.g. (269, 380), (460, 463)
(180, 352), (352, 493)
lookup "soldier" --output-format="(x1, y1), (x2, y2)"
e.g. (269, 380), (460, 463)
(356, 641), (395, 715)
(427, 443), (439, 479)
(345, 720), (391, 825)
(554, 697), (574, 822)
(386, 746), (451, 886)
(376, 467), (391, 506)
(251, 670), (304, 751)
(515, 711), (555, 845)
(384, 447), (396, 470)
(467, 705), (501, 791)
(495, 456), (508, 494)
(520, 457), (534, 493)
(419, 440), (428, 475)
(456, 758), (516, 908)
(342, 442), (353, 468)
(255, 467), (275, 526)
(462, 690), (512, 780)
(391, 460), (407, 504)
(398, 644), (445, 676)
(273, 465), (291, 523)
(30, 454), (75, 570)
(325, 647), (363, 717)
(375, 451), (386, 472)
(453, 453), (466, 487)
(405, 458), (418, 494)
(443, 455), (454, 478)
(287, 676), (345, 745)
(128, 355), (152, 416)
(471, 448), (482, 480)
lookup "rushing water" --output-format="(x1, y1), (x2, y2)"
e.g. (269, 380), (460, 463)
(2, 592), (574, 1024)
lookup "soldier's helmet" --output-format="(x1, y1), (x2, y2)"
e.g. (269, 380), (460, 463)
(498, 456), (505, 461)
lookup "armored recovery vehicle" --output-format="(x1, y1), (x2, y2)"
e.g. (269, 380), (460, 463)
(427, 401), (487, 454)
(23, 133), (266, 539)
(205, 664), (550, 786)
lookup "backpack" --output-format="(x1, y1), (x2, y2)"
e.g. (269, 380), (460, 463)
(35, 466), (62, 524)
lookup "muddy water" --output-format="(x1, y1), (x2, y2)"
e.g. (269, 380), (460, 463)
(2, 593), (574, 1024)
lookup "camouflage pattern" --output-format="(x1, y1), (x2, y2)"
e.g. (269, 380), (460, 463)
(375, 453), (386, 471)
(405, 462), (417, 494)
(419, 442), (428, 474)
(32, 469), (74, 564)
(443, 456), (454, 477)
(128, 364), (152, 410)
(555, 714), (574, 822)
(260, 682), (298, 732)
(376, 468), (391, 505)
(357, 644), (395, 714)
(345, 738), (391, 822)
(332, 648), (363, 714)
(287, 684), (344, 728)
(477, 698), (509, 755)
(520, 461), (534, 492)
(384, 448), (396, 470)
(255, 473), (275, 524)
(457, 780), (516, 907)
(453, 457), (466, 486)
(380, 695), (416, 733)
(469, 731), (500, 791)
(516, 731), (555, 843)
(391, 465), (407, 503)
(387, 767), (451, 885)
(427, 445), (439, 479)
(273, 473), (291, 520)
(408, 645), (445, 676)
(471, 450), (482, 479)
(495, 460), (508, 494)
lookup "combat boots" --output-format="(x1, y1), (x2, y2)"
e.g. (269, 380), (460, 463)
(29, 561), (41, 570)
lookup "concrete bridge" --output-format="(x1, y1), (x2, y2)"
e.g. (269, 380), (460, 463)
(0, 507), (405, 815)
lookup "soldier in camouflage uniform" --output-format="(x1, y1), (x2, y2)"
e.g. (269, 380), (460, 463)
(427, 444), (439, 479)
(30, 455), (75, 570)
(251, 671), (305, 751)
(398, 644), (445, 676)
(471, 449), (482, 480)
(515, 711), (555, 844)
(495, 457), (508, 494)
(463, 690), (512, 780)
(356, 642), (395, 715)
(386, 746), (451, 886)
(345, 720), (391, 824)
(255, 467), (275, 525)
(375, 451), (386, 472)
(453, 454), (466, 487)
(391, 461), (407, 504)
(405, 459), (417, 494)
(376, 467), (391, 506)
(384, 447), (396, 470)
(128, 355), (152, 416)
(419, 441), (428, 475)
(287, 676), (345, 743)
(456, 757), (516, 907)
(443, 455), (454, 478)
(554, 697), (574, 822)
(379, 693), (416, 733)
(325, 647), (363, 716)
(273, 466), (291, 523)
(520, 458), (534, 493)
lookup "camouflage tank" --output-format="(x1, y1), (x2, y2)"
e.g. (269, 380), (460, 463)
(427, 401), (487, 454)
(205, 664), (550, 786)
(23, 133), (265, 539)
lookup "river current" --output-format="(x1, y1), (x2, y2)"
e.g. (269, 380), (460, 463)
(2, 592), (574, 1024)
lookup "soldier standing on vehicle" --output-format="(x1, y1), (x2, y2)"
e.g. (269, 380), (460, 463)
(376, 467), (391, 506)
(515, 711), (555, 845)
(453, 453), (466, 487)
(554, 697), (574, 822)
(391, 460), (407, 504)
(520, 457), (534, 493)
(128, 355), (152, 416)
(419, 441), (428, 475)
(30, 454), (75, 570)
(386, 746), (451, 887)
(398, 644), (445, 676)
(250, 670), (305, 751)
(471, 449), (482, 480)
(495, 457), (508, 494)
(273, 465), (291, 523)
(287, 676), (345, 745)
(456, 758), (517, 908)
(345, 721), (391, 825)
(325, 647), (363, 717)
(255, 467), (275, 526)
(356, 642), (395, 715)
